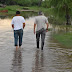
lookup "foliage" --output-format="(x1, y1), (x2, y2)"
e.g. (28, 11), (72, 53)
(48, 0), (72, 23)
(0, 0), (40, 6)
(31, 0), (40, 6)
(41, 0), (49, 8)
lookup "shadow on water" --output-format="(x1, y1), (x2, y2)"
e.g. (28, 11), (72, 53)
(11, 49), (22, 72)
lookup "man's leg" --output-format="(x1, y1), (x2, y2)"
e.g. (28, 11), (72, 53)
(19, 29), (23, 48)
(41, 31), (46, 50)
(14, 30), (18, 49)
(36, 32), (40, 48)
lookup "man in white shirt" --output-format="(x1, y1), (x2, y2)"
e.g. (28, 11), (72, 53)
(11, 11), (25, 49)
(34, 11), (49, 50)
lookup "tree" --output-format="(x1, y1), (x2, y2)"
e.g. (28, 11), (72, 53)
(31, 0), (40, 6)
(41, 0), (49, 8)
(38, 0), (42, 6)
(48, 0), (72, 25)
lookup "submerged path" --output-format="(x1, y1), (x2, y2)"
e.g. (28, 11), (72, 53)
(0, 17), (72, 72)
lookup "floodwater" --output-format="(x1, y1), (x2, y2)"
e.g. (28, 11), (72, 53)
(0, 17), (72, 72)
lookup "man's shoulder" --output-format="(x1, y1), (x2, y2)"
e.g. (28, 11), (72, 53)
(42, 15), (47, 18)
(35, 16), (41, 19)
(20, 16), (25, 19)
(20, 16), (24, 18)
(36, 15), (46, 18)
(42, 16), (48, 20)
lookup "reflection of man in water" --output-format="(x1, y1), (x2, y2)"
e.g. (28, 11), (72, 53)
(11, 11), (25, 49)
(34, 11), (49, 50)
(11, 49), (22, 72)
(32, 50), (44, 72)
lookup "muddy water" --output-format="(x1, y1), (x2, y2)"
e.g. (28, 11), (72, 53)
(0, 17), (72, 72)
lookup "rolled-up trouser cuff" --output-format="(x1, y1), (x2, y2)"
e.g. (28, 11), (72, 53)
(19, 44), (22, 46)
(15, 45), (18, 46)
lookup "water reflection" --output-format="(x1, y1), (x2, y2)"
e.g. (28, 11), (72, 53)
(11, 49), (22, 72)
(32, 50), (44, 72)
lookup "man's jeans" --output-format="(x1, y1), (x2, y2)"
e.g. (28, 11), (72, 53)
(14, 29), (23, 46)
(36, 28), (46, 49)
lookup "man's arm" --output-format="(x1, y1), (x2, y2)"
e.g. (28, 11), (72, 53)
(34, 24), (36, 34)
(46, 23), (49, 32)
(12, 24), (14, 29)
(23, 23), (25, 29)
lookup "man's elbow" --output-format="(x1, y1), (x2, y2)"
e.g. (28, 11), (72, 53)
(12, 24), (14, 29)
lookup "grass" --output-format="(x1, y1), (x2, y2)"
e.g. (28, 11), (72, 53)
(0, 5), (51, 16)
(0, 5), (50, 16)
(0, 5), (50, 15)
(53, 32), (72, 48)
(29, 6), (50, 16)
(0, 5), (24, 15)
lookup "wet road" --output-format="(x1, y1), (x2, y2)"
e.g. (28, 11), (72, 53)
(0, 17), (72, 72)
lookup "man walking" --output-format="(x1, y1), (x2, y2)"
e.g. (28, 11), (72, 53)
(34, 11), (49, 50)
(11, 11), (25, 49)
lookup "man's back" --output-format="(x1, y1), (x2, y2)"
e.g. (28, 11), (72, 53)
(35, 15), (48, 31)
(12, 16), (25, 30)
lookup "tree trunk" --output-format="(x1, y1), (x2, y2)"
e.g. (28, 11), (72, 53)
(38, 0), (42, 6)
(65, 5), (70, 25)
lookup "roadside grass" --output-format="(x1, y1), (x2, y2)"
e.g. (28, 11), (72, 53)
(53, 32), (72, 48)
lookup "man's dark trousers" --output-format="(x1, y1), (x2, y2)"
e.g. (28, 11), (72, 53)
(36, 29), (46, 50)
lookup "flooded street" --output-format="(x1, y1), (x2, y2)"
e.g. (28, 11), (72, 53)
(0, 17), (72, 72)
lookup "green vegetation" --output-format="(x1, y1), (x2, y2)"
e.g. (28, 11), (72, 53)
(47, 0), (72, 25)
(52, 25), (72, 48)
(0, 0), (72, 25)
(29, 6), (50, 15)
(53, 32), (72, 48)
(0, 0), (40, 6)
(0, 5), (25, 15)
(0, 5), (50, 16)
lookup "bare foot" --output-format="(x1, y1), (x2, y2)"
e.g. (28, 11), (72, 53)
(19, 46), (21, 48)
(16, 46), (18, 50)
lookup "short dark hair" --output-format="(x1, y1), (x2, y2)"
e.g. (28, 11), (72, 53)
(38, 11), (43, 15)
(16, 11), (20, 14)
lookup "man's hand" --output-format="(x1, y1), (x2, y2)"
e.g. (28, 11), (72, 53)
(46, 28), (48, 32)
(23, 23), (25, 29)
(46, 23), (49, 32)
(34, 24), (36, 34)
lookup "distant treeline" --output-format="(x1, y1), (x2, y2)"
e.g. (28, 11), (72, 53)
(0, 0), (42, 6)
